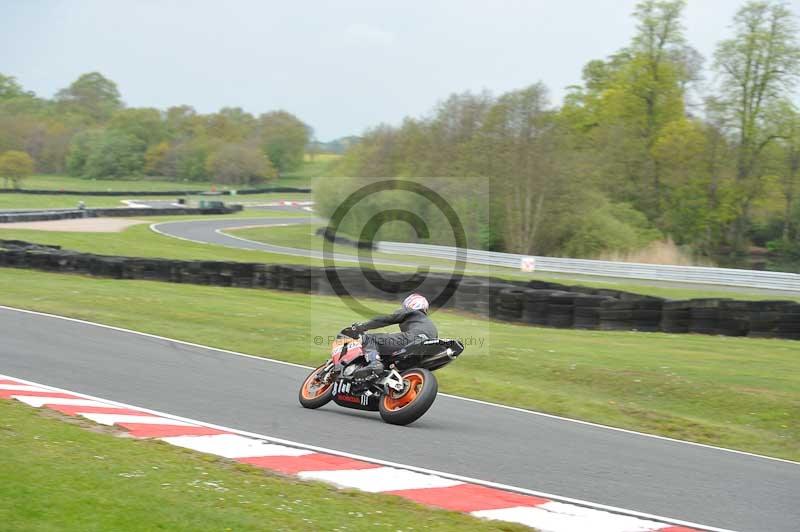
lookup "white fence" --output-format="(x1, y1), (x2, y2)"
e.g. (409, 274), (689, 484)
(376, 241), (800, 292)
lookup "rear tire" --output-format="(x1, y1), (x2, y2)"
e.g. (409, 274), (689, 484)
(379, 368), (438, 426)
(299, 364), (334, 409)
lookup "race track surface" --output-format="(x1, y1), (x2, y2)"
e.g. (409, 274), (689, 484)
(1, 307), (798, 531)
(152, 216), (438, 268)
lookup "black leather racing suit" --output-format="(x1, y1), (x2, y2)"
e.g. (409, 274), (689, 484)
(359, 309), (438, 361)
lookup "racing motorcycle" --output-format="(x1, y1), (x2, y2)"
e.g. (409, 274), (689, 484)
(298, 328), (464, 425)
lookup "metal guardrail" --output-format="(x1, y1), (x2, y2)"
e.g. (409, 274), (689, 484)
(376, 241), (800, 291)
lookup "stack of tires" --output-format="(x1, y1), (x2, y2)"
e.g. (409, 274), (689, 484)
(687, 299), (729, 335)
(314, 267), (338, 297)
(88, 255), (125, 279)
(334, 267), (368, 298)
(747, 300), (796, 338)
(23, 249), (58, 272)
(526, 280), (563, 290)
(122, 258), (173, 282)
(273, 265), (295, 291)
(251, 264), (271, 288)
(717, 300), (753, 337)
(599, 297), (664, 331)
(660, 300), (692, 333)
(365, 271), (405, 300)
(766, 303), (800, 340)
(546, 292), (579, 328)
(521, 290), (564, 326)
(452, 278), (491, 315)
(290, 266), (319, 293)
(488, 283), (517, 318)
(573, 295), (614, 329)
(495, 287), (527, 322)
(175, 261), (202, 285)
(227, 262), (259, 287)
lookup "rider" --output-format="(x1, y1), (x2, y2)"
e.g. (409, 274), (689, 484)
(348, 293), (437, 376)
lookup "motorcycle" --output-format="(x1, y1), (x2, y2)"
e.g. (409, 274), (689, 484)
(298, 328), (464, 425)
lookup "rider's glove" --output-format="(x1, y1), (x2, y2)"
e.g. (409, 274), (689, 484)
(350, 322), (367, 334)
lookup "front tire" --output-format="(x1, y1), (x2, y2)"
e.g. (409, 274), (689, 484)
(379, 368), (438, 426)
(299, 364), (334, 409)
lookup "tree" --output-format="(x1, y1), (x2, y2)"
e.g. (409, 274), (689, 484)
(714, 0), (800, 247)
(166, 138), (218, 181)
(206, 144), (275, 185)
(108, 108), (166, 146)
(82, 131), (146, 178)
(55, 72), (123, 122)
(144, 141), (171, 176)
(166, 105), (202, 139)
(207, 107), (256, 141)
(258, 111), (310, 173)
(472, 84), (564, 254)
(66, 129), (103, 176)
(0, 74), (34, 101)
(0, 150), (34, 188)
(766, 102), (800, 242)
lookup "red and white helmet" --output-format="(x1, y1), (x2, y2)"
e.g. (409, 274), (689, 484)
(402, 293), (429, 313)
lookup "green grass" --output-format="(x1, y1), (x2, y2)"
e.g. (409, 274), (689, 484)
(1, 267), (797, 461)
(0, 399), (521, 532)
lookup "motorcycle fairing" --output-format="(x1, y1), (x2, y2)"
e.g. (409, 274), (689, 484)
(330, 338), (364, 366)
(331, 379), (380, 411)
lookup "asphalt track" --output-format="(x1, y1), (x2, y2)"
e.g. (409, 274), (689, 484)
(151, 216), (439, 269)
(1, 307), (798, 531)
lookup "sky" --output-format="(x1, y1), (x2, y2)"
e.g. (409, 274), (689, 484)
(2, 0), (800, 140)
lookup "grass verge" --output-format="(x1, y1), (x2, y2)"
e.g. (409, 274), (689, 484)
(0, 399), (521, 531)
(1, 267), (797, 461)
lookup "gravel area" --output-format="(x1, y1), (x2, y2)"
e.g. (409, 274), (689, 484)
(0, 218), (146, 232)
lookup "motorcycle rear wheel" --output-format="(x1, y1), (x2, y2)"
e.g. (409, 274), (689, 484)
(298, 364), (334, 409)
(379, 368), (438, 426)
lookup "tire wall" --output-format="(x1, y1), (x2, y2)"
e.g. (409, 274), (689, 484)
(2, 239), (798, 340)
(0, 206), (242, 223)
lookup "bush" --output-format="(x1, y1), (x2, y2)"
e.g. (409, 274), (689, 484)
(0, 150), (34, 188)
(562, 201), (661, 258)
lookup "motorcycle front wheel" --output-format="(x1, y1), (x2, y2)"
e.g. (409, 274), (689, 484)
(379, 368), (438, 426)
(298, 363), (334, 409)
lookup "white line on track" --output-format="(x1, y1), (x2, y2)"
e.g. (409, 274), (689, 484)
(0, 368), (732, 532)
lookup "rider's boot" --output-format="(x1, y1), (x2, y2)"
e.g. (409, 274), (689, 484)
(354, 350), (384, 379)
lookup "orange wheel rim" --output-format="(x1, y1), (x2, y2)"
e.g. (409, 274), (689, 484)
(382, 373), (424, 411)
(301, 367), (331, 399)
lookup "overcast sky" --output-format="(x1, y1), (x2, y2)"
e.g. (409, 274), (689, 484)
(2, 0), (799, 140)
